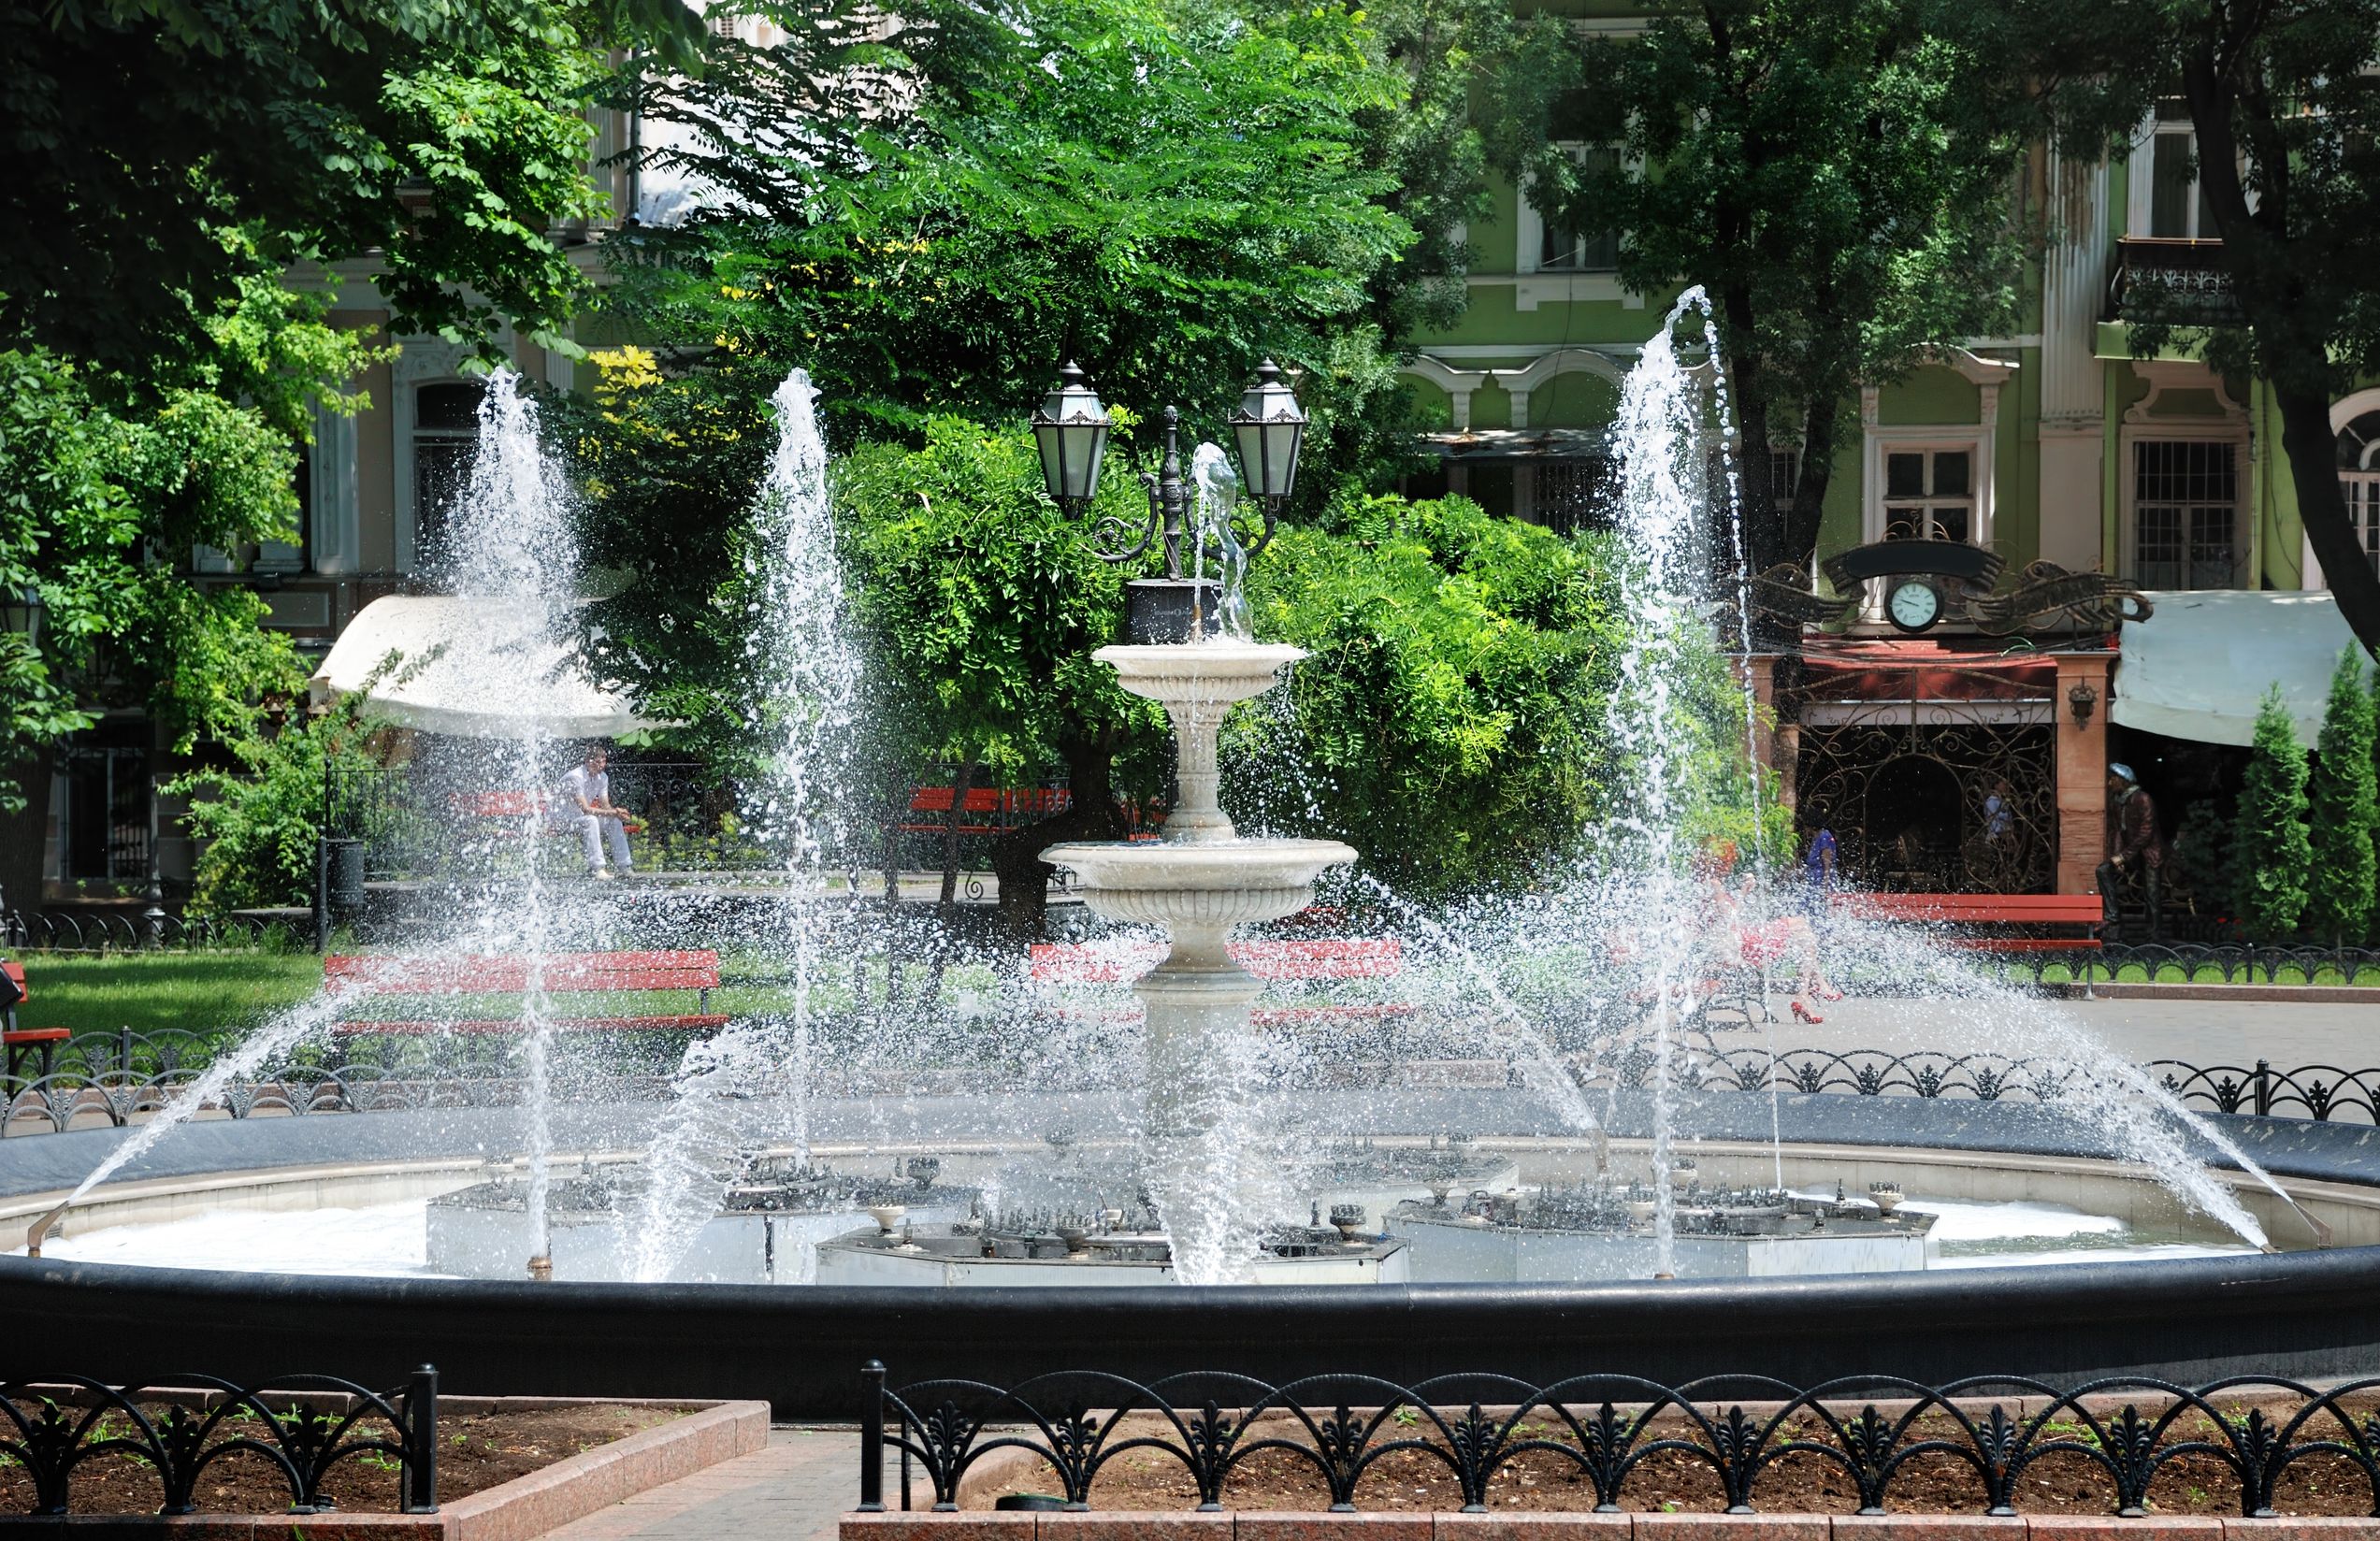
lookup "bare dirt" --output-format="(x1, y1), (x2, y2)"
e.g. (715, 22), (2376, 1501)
(969, 1404), (2380, 1519)
(0, 1401), (683, 1516)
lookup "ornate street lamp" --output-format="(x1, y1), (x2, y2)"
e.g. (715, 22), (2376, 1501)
(1031, 360), (1304, 641)
(1, 584), (43, 649)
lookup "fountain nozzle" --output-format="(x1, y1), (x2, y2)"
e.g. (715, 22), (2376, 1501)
(526, 1254), (554, 1282)
(25, 1201), (69, 1259)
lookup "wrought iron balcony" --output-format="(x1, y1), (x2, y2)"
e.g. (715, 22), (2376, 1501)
(2107, 236), (2240, 324)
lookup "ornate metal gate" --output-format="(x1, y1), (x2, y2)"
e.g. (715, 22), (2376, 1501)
(1796, 700), (2055, 894)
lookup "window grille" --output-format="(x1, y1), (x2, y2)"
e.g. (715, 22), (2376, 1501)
(1536, 457), (1616, 536)
(2133, 439), (2241, 589)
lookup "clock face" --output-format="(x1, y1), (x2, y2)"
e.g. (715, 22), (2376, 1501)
(1887, 579), (1941, 632)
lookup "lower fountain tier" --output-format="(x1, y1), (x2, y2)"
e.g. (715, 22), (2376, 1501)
(1387, 1201), (1937, 1283)
(1037, 837), (1359, 937)
(426, 1174), (977, 1284)
(815, 1222), (1410, 1287)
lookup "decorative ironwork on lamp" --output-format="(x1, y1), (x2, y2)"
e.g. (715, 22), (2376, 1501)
(2068, 679), (2099, 728)
(1028, 359), (1301, 581)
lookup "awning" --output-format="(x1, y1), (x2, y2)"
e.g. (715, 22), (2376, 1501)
(2112, 589), (2362, 747)
(306, 596), (663, 740)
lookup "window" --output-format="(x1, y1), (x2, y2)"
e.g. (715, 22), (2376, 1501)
(1882, 449), (1972, 543)
(2145, 99), (2217, 239)
(1536, 148), (1620, 272)
(1536, 456), (1617, 536)
(2134, 439), (2240, 588)
(2337, 410), (2380, 581)
(59, 731), (150, 883)
(412, 382), (483, 567)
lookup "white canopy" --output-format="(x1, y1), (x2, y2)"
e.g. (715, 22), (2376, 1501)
(307, 596), (663, 740)
(2112, 589), (2363, 747)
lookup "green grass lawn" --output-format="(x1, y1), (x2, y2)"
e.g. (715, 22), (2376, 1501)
(13, 952), (327, 1040)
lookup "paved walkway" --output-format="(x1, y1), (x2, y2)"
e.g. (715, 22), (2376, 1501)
(1734, 995), (2380, 1070)
(542, 1427), (858, 1541)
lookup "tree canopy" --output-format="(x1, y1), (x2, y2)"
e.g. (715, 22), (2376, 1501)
(1492, 0), (2041, 579)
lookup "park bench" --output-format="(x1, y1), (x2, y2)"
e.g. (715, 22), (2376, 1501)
(324, 949), (728, 1044)
(888, 785), (1072, 842)
(1030, 938), (1407, 1026)
(1, 960), (70, 1079)
(450, 792), (645, 836)
(1832, 892), (2103, 952)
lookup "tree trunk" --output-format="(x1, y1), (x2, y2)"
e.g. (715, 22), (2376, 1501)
(1784, 397), (1842, 572)
(992, 732), (1126, 943)
(937, 755), (977, 914)
(2276, 384), (2380, 656)
(1720, 288), (1781, 576)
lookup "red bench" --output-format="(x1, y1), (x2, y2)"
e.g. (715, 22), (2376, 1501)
(889, 786), (1072, 841)
(1832, 892), (2103, 952)
(325, 949), (728, 1038)
(1, 961), (71, 1079)
(451, 792), (643, 835)
(1030, 939), (1406, 1025)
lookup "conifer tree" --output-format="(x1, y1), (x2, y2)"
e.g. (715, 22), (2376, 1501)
(2305, 651), (2379, 945)
(2233, 685), (2314, 942)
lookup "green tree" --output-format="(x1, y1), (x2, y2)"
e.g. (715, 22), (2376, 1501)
(831, 421), (1170, 934)
(2306, 650), (2378, 944)
(4, 0), (700, 372)
(2073, 0), (2380, 654)
(606, 0), (1425, 505)
(1492, 0), (2039, 577)
(167, 683), (389, 915)
(0, 271), (382, 812)
(2233, 684), (2314, 941)
(1229, 494), (1621, 897)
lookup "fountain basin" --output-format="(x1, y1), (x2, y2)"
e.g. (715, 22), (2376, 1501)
(1092, 642), (1305, 707)
(1039, 838), (1359, 935)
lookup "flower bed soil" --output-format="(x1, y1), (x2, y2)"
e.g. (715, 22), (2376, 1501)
(968, 1402), (2380, 1519)
(0, 1402), (682, 1516)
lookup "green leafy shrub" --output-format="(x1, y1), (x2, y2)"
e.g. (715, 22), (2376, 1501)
(167, 684), (389, 915)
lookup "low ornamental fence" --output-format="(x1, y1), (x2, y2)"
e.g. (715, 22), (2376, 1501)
(2001, 941), (2380, 987)
(0, 1367), (438, 1516)
(0, 910), (288, 955)
(11, 1030), (2380, 1135)
(856, 1363), (2380, 1519)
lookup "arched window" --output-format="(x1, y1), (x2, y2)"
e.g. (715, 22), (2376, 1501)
(2335, 409), (2380, 582)
(412, 381), (484, 565)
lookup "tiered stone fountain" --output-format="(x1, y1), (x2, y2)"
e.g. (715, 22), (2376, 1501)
(1042, 641), (1357, 1282)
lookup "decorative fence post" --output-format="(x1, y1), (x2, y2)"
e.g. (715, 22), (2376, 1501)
(403, 1363), (440, 1513)
(858, 1360), (886, 1512)
(2256, 1059), (2273, 1117)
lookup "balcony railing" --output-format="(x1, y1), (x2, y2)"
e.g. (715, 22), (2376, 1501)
(2107, 236), (2240, 324)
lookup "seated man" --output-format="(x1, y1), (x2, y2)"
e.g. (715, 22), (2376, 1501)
(560, 747), (634, 879)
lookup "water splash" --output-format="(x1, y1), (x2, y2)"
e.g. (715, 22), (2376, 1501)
(1190, 441), (1251, 641)
(428, 368), (582, 1266)
(624, 367), (867, 1282)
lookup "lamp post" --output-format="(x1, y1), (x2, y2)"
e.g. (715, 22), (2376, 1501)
(1031, 360), (1305, 642)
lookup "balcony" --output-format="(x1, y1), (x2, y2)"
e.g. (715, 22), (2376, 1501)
(2106, 237), (2240, 324)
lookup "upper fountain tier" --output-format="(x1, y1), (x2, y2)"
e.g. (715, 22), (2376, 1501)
(1042, 641), (1355, 949)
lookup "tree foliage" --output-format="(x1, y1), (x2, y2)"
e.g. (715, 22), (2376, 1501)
(1228, 496), (1620, 897)
(167, 684), (388, 915)
(2233, 684), (2314, 940)
(5, 0), (698, 370)
(0, 273), (381, 807)
(2305, 650), (2378, 943)
(605, 0), (1446, 505)
(1493, 0), (2039, 577)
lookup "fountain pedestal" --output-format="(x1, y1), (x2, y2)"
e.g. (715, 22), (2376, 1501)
(1043, 643), (1356, 1282)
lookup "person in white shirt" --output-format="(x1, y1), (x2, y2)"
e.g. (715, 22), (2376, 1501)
(560, 748), (633, 878)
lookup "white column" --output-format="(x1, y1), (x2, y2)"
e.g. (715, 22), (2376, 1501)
(2039, 150), (2113, 570)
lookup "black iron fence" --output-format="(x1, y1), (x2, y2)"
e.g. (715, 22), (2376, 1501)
(0, 1367), (438, 1516)
(858, 1362), (2380, 1519)
(1999, 942), (2380, 987)
(0, 910), (289, 954)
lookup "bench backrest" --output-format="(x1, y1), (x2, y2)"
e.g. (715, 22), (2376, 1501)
(3, 961), (22, 1000)
(452, 791), (552, 818)
(1031, 939), (1402, 985)
(1835, 893), (2101, 925)
(326, 949), (721, 996)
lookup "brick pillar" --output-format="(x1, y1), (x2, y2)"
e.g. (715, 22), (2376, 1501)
(1734, 655), (1800, 814)
(2054, 653), (2113, 896)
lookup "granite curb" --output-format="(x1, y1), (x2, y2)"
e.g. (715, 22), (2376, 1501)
(0, 1399), (770, 1539)
(839, 1516), (2380, 1540)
